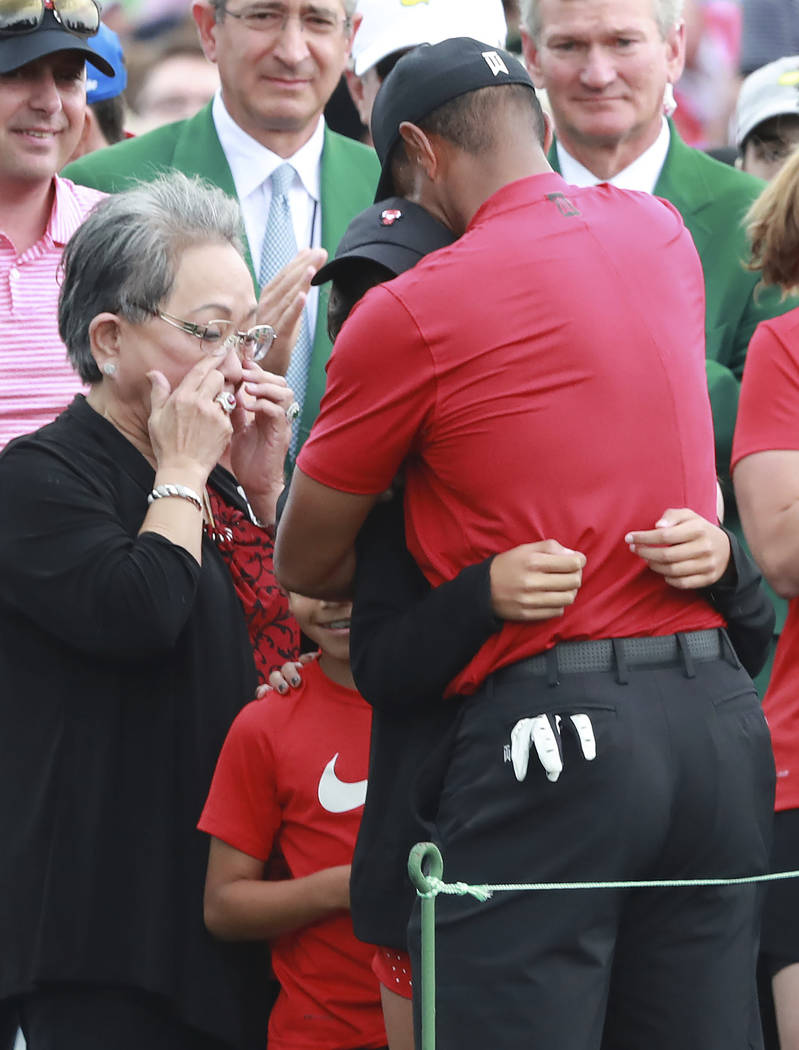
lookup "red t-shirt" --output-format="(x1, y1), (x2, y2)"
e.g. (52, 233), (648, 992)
(299, 174), (722, 694)
(198, 661), (385, 1050)
(732, 307), (799, 812)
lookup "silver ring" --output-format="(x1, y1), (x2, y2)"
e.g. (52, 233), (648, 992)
(286, 400), (300, 423)
(215, 392), (236, 415)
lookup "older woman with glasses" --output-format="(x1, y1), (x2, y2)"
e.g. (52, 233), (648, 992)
(0, 173), (298, 1050)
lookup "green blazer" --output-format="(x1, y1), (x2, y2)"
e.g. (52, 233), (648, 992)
(549, 122), (796, 484)
(63, 104), (380, 456)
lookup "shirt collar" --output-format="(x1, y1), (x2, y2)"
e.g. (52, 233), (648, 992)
(48, 174), (91, 247)
(556, 117), (671, 194)
(212, 90), (324, 202)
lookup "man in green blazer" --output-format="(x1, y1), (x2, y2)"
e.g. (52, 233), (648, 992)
(519, 0), (795, 691)
(64, 0), (379, 460)
(520, 0), (793, 488)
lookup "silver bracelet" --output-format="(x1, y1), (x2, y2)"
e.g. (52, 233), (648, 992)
(147, 483), (203, 512)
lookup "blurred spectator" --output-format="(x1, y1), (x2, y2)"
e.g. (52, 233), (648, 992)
(740, 0), (799, 76)
(125, 19), (219, 132)
(347, 0), (507, 140)
(735, 55), (799, 180)
(69, 23), (129, 161)
(673, 0), (741, 148)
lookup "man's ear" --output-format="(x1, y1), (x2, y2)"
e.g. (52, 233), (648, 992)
(345, 10), (362, 55)
(192, 1), (219, 62)
(398, 121), (438, 181)
(665, 19), (687, 85)
(520, 26), (545, 88)
(542, 109), (554, 154)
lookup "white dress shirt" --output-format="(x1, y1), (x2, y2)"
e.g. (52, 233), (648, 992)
(556, 117), (671, 193)
(212, 91), (324, 334)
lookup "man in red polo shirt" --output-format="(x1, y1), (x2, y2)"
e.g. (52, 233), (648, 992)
(276, 38), (775, 1050)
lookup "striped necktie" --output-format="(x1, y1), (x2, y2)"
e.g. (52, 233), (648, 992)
(259, 163), (313, 449)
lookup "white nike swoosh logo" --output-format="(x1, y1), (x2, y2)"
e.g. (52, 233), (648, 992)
(317, 753), (368, 813)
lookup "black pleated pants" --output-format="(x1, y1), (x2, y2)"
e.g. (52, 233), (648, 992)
(410, 642), (775, 1050)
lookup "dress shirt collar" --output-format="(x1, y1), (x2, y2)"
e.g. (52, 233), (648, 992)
(212, 90), (323, 203)
(556, 117), (671, 194)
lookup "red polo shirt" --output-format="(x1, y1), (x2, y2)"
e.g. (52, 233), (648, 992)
(732, 307), (799, 812)
(299, 174), (723, 695)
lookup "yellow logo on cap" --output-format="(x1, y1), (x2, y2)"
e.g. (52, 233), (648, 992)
(777, 71), (799, 86)
(400, 0), (430, 6)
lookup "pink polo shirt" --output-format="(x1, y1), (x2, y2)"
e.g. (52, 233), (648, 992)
(0, 176), (105, 450)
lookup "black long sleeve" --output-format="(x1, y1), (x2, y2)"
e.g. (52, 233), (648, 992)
(702, 527), (775, 678)
(350, 497), (502, 710)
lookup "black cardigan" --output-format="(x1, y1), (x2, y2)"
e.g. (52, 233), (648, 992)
(0, 397), (267, 1049)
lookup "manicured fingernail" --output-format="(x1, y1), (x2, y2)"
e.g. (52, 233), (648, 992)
(277, 683), (287, 694)
(624, 533), (633, 544)
(291, 676), (300, 687)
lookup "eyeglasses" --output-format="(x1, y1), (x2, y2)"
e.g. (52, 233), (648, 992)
(221, 3), (351, 37)
(154, 311), (277, 363)
(0, 0), (100, 36)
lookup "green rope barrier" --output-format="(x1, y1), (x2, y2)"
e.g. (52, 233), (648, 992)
(407, 841), (799, 1050)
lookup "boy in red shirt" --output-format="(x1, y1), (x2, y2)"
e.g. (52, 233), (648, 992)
(198, 592), (386, 1050)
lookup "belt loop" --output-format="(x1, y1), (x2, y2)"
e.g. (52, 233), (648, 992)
(719, 627), (742, 670)
(612, 638), (629, 684)
(546, 647), (560, 687)
(676, 632), (696, 678)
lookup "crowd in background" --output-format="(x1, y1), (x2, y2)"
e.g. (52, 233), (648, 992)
(71, 0), (799, 162)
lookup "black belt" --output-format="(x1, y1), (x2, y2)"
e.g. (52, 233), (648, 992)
(493, 629), (724, 684)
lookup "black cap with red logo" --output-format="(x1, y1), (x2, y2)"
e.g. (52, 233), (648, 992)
(311, 196), (455, 287)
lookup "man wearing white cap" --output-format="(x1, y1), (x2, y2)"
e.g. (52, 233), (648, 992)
(346, 0), (507, 138)
(736, 55), (799, 182)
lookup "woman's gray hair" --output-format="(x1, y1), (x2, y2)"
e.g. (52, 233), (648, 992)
(59, 172), (245, 384)
(521, 0), (684, 40)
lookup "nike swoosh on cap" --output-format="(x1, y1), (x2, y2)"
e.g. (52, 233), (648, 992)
(317, 754), (368, 813)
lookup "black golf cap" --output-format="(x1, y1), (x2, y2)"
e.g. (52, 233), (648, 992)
(312, 196), (455, 286)
(370, 35), (535, 201)
(0, 7), (115, 75)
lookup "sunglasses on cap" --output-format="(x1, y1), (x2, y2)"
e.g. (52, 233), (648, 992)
(0, 0), (101, 36)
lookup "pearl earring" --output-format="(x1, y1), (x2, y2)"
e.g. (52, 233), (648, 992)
(103, 362), (117, 377)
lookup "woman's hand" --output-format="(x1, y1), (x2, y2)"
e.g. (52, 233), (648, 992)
(256, 653), (318, 698)
(147, 354), (233, 486)
(490, 540), (586, 621)
(229, 366), (295, 524)
(256, 248), (328, 376)
(625, 508), (731, 589)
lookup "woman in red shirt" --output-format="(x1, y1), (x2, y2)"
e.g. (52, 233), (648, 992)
(733, 147), (799, 1050)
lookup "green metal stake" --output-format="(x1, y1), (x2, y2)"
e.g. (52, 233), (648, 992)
(408, 842), (444, 1050)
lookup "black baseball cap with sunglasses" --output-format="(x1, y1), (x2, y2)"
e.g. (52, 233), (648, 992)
(0, 0), (115, 75)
